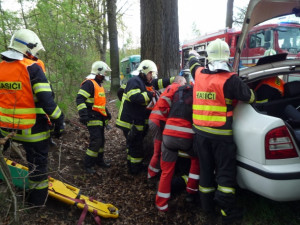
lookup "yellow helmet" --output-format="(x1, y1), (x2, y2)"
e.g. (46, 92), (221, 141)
(206, 38), (230, 63)
(8, 29), (45, 59)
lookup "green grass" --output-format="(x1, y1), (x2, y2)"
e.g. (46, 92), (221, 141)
(238, 188), (300, 224)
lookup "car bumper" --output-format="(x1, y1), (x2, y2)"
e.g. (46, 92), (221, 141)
(237, 160), (300, 201)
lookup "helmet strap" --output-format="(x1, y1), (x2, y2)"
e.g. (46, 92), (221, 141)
(139, 73), (149, 84)
(26, 51), (38, 61)
(95, 74), (104, 83)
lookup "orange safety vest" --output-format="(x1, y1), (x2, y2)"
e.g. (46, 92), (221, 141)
(36, 59), (46, 73)
(193, 68), (235, 127)
(254, 76), (284, 96)
(83, 79), (107, 116)
(0, 58), (37, 129)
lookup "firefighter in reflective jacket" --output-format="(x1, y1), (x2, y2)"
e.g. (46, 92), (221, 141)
(147, 75), (186, 180)
(116, 59), (174, 175)
(255, 76), (284, 103)
(255, 49), (285, 103)
(189, 39), (255, 224)
(155, 85), (200, 212)
(0, 29), (65, 206)
(76, 61), (112, 174)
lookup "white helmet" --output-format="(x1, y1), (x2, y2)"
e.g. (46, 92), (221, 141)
(91, 61), (111, 76)
(206, 38), (230, 63)
(264, 49), (276, 56)
(136, 59), (158, 77)
(8, 29), (45, 60)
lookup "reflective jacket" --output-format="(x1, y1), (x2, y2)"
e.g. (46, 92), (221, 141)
(255, 76), (284, 103)
(193, 68), (235, 127)
(163, 85), (194, 139)
(76, 78), (108, 121)
(0, 58), (36, 129)
(89, 79), (107, 116)
(0, 57), (63, 142)
(116, 75), (174, 131)
(189, 62), (255, 140)
(149, 82), (182, 123)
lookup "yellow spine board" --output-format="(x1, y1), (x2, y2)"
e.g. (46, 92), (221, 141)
(48, 178), (119, 218)
(2, 158), (119, 218)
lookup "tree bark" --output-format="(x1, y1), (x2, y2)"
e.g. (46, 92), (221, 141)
(107, 0), (120, 94)
(140, 0), (179, 78)
(226, 0), (234, 28)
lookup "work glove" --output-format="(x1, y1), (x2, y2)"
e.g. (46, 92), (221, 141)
(52, 113), (65, 138)
(189, 49), (201, 59)
(79, 115), (89, 125)
(147, 91), (156, 100)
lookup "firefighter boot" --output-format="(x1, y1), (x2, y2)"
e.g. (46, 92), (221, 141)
(84, 155), (96, 174)
(96, 153), (111, 168)
(27, 188), (48, 206)
(170, 176), (186, 197)
(129, 162), (146, 175)
(221, 207), (244, 225)
(185, 192), (199, 204)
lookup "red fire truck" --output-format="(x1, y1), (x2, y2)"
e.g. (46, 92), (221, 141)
(181, 22), (300, 69)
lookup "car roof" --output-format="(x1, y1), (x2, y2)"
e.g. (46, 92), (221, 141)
(233, 0), (300, 71)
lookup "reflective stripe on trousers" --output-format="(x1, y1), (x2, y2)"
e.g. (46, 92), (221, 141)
(155, 161), (176, 211)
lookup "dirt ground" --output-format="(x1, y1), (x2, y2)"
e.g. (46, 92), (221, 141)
(0, 93), (214, 225)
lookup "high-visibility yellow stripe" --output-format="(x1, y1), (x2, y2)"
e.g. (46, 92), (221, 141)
(130, 156), (143, 163)
(225, 98), (233, 105)
(142, 92), (150, 103)
(32, 83), (52, 94)
(0, 115), (35, 125)
(193, 124), (232, 135)
(49, 106), (61, 119)
(218, 185), (235, 194)
(93, 105), (105, 110)
(256, 99), (268, 103)
(77, 103), (87, 111)
(0, 107), (37, 114)
(35, 108), (46, 114)
(86, 149), (98, 157)
(193, 114), (226, 122)
(1, 129), (50, 142)
(170, 76), (175, 83)
(78, 89), (90, 98)
(199, 185), (215, 193)
(249, 89), (255, 103)
(182, 175), (188, 184)
(158, 79), (163, 90)
(87, 120), (103, 127)
(127, 89), (141, 98)
(29, 179), (49, 190)
(193, 105), (227, 112)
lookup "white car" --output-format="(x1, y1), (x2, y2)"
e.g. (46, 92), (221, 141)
(232, 0), (300, 201)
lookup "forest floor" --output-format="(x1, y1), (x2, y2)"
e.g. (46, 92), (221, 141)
(1, 93), (300, 225)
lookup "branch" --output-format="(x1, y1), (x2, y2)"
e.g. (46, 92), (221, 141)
(0, 135), (19, 223)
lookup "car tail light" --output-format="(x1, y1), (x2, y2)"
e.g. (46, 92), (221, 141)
(265, 126), (298, 159)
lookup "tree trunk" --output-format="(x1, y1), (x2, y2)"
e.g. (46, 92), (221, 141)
(107, 0), (120, 94)
(140, 0), (179, 78)
(226, 0), (234, 28)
